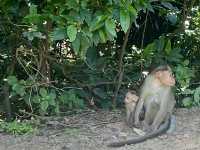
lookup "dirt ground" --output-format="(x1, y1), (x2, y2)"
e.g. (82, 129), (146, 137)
(0, 108), (200, 150)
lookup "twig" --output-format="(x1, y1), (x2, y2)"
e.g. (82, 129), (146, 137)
(140, 10), (149, 72)
(19, 110), (51, 121)
(141, 10), (148, 50)
(113, 26), (132, 106)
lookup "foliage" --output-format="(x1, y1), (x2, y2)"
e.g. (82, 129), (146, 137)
(175, 60), (195, 89)
(0, 120), (36, 135)
(5, 75), (85, 115)
(180, 86), (200, 108)
(142, 36), (183, 66)
(59, 90), (85, 110)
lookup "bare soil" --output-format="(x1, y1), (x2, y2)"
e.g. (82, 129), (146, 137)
(0, 108), (200, 150)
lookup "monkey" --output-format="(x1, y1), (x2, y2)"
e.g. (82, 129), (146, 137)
(135, 65), (175, 130)
(124, 90), (139, 126)
(107, 65), (176, 147)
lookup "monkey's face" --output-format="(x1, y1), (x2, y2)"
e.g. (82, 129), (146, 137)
(124, 93), (139, 104)
(158, 70), (175, 86)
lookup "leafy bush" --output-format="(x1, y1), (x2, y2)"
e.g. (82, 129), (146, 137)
(0, 120), (36, 135)
(6, 76), (85, 115)
(180, 87), (200, 108)
(59, 90), (85, 110)
(142, 36), (183, 66)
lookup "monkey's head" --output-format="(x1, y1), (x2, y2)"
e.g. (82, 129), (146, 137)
(124, 90), (139, 104)
(151, 65), (175, 87)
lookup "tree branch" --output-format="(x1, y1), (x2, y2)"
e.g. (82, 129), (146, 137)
(113, 26), (131, 106)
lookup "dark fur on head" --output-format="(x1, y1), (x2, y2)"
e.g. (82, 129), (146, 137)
(150, 65), (171, 74)
(127, 90), (137, 95)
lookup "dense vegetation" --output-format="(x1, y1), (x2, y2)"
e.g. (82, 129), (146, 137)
(0, 0), (200, 120)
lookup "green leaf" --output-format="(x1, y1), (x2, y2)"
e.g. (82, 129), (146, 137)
(16, 86), (26, 97)
(12, 83), (19, 90)
(80, 9), (92, 25)
(49, 91), (56, 100)
(7, 76), (18, 85)
(183, 60), (189, 66)
(90, 15), (105, 31)
(49, 92), (56, 106)
(98, 29), (106, 43)
(19, 80), (26, 85)
(164, 40), (171, 55)
(182, 97), (193, 108)
(49, 99), (56, 106)
(90, 22), (104, 32)
(120, 9), (130, 32)
(40, 101), (49, 112)
(128, 5), (137, 17)
(105, 19), (116, 37)
(51, 28), (66, 41)
(155, 36), (165, 51)
(39, 88), (47, 97)
(92, 32), (100, 46)
(146, 3), (154, 13)
(143, 43), (155, 57)
(67, 25), (77, 42)
(32, 95), (41, 104)
(80, 34), (90, 57)
(72, 33), (81, 54)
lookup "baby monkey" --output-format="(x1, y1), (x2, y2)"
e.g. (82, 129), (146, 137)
(124, 90), (139, 126)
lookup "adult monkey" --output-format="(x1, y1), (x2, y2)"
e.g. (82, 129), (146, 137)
(108, 65), (176, 147)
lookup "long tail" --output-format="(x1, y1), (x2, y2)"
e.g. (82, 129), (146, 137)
(107, 119), (170, 147)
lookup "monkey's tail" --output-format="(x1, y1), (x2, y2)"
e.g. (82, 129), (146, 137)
(107, 119), (170, 147)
